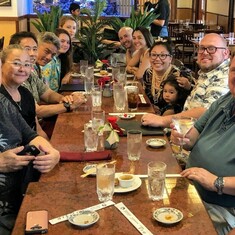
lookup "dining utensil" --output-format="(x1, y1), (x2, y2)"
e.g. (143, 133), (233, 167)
(80, 160), (116, 178)
(109, 112), (147, 116)
(136, 174), (182, 179)
(153, 207), (183, 225)
(114, 173), (141, 193)
(68, 210), (99, 228)
(118, 114), (135, 120)
(146, 138), (166, 148)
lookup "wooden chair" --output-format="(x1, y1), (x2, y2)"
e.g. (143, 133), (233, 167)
(171, 58), (184, 68)
(0, 36), (4, 51)
(175, 31), (195, 66)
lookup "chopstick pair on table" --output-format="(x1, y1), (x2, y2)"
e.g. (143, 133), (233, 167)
(108, 112), (147, 116)
(81, 169), (182, 178)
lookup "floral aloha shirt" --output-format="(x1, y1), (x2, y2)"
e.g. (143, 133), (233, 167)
(41, 56), (61, 92)
(184, 59), (230, 111)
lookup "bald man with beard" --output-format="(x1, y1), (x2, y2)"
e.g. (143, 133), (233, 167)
(118, 27), (136, 64)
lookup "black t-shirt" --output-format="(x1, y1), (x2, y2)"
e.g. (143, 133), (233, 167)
(151, 0), (170, 37)
(0, 85), (36, 130)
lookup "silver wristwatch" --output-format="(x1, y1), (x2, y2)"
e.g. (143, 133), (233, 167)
(214, 177), (224, 195)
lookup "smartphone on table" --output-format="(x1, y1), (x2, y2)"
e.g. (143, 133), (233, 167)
(25, 210), (48, 234)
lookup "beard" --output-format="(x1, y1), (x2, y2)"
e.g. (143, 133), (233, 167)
(199, 61), (222, 73)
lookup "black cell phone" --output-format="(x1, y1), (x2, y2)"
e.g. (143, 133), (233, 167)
(18, 145), (40, 156)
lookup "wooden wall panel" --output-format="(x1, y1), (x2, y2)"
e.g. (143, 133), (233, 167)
(19, 18), (28, 32)
(218, 15), (228, 33)
(177, 8), (192, 21)
(0, 21), (17, 48)
(206, 12), (218, 25)
(206, 12), (230, 33)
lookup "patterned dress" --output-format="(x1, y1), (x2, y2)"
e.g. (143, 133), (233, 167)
(143, 64), (194, 111)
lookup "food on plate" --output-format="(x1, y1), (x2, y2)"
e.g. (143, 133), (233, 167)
(114, 177), (119, 186)
(100, 70), (109, 75)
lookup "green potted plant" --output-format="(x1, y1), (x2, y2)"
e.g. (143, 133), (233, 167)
(110, 7), (158, 32)
(78, 0), (116, 64)
(31, 5), (63, 32)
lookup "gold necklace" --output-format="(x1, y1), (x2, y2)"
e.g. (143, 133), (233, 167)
(151, 64), (172, 98)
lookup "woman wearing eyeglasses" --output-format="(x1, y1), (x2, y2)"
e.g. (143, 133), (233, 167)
(0, 45), (60, 235)
(0, 44), (39, 132)
(143, 38), (194, 114)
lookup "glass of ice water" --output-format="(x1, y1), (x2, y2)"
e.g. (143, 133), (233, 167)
(96, 163), (115, 202)
(91, 110), (105, 132)
(113, 83), (126, 111)
(84, 77), (94, 94)
(84, 123), (98, 152)
(91, 85), (102, 111)
(127, 130), (142, 161)
(80, 60), (88, 77)
(147, 161), (166, 201)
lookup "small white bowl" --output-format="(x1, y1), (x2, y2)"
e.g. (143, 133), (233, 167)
(118, 174), (134, 188)
(68, 210), (99, 228)
(146, 138), (166, 148)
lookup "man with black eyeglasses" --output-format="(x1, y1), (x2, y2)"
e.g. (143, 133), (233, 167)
(9, 31), (86, 138)
(141, 33), (230, 127)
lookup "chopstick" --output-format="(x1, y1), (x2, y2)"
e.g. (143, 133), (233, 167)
(109, 112), (147, 116)
(80, 160), (117, 178)
(136, 174), (182, 179)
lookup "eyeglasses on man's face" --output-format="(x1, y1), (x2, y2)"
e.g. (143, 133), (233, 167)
(6, 61), (32, 69)
(23, 46), (38, 53)
(150, 53), (171, 60)
(197, 46), (226, 54)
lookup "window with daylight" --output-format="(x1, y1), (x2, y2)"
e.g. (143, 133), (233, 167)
(32, 0), (133, 16)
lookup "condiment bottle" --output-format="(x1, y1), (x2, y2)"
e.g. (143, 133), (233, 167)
(103, 83), (112, 97)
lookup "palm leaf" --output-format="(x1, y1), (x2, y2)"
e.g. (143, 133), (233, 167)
(31, 5), (62, 32)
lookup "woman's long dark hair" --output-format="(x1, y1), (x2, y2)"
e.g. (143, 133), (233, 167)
(133, 26), (154, 48)
(54, 28), (73, 80)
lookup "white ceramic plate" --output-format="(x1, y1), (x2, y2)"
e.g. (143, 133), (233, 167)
(153, 207), (183, 225)
(83, 164), (97, 176)
(146, 138), (166, 148)
(94, 68), (100, 72)
(118, 114), (135, 120)
(69, 210), (99, 228)
(114, 173), (141, 193)
(94, 72), (112, 77)
(71, 72), (81, 77)
(126, 74), (135, 79)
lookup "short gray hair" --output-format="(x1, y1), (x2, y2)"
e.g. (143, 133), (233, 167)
(0, 44), (24, 63)
(37, 31), (60, 51)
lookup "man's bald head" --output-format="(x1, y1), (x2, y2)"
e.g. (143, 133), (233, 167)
(118, 27), (134, 50)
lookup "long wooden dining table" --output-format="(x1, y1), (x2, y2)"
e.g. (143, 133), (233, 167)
(12, 80), (217, 235)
